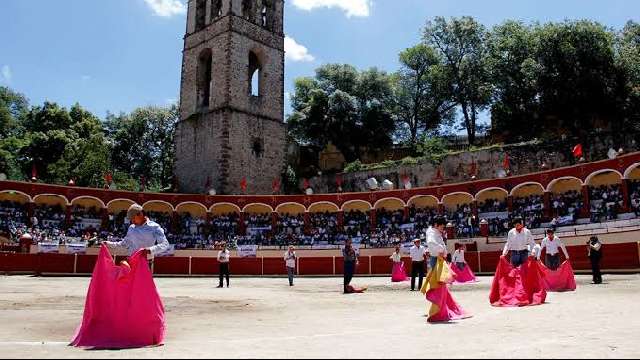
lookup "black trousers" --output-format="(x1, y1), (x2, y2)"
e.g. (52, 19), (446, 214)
(411, 261), (425, 291)
(219, 263), (230, 287)
(344, 261), (356, 292)
(545, 254), (561, 271)
(590, 257), (602, 284)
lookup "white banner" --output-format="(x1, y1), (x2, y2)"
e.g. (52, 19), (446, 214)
(236, 245), (258, 258)
(38, 243), (60, 254)
(311, 244), (338, 250)
(66, 243), (87, 254)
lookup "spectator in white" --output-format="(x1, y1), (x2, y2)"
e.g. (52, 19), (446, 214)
(409, 238), (427, 291)
(502, 217), (536, 268)
(284, 245), (296, 287)
(426, 217), (448, 269)
(217, 243), (231, 288)
(105, 204), (170, 258)
(538, 229), (569, 270)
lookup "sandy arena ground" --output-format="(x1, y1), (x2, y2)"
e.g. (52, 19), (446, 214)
(0, 274), (639, 359)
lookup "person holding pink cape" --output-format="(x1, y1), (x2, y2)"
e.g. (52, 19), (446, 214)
(71, 204), (169, 349)
(450, 244), (477, 284)
(536, 229), (576, 292)
(390, 245), (408, 282)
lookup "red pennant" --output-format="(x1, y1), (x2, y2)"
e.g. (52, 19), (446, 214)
(572, 144), (583, 158)
(205, 176), (212, 189)
(272, 178), (281, 193)
(336, 174), (343, 187)
(303, 178), (310, 189)
(435, 167), (443, 181)
(468, 162), (477, 176)
(503, 153), (511, 171)
(31, 164), (37, 180)
(240, 177), (247, 192)
(104, 172), (113, 184)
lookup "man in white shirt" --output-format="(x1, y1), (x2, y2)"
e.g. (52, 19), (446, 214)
(410, 238), (427, 291)
(284, 245), (296, 286)
(538, 229), (570, 270)
(426, 217), (448, 269)
(105, 204), (171, 259)
(452, 244), (466, 270)
(217, 242), (231, 288)
(502, 217), (536, 267)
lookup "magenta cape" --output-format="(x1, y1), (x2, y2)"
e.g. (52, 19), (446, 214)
(450, 262), (478, 284)
(539, 260), (577, 292)
(70, 245), (165, 349)
(421, 258), (472, 323)
(391, 262), (409, 282)
(490, 256), (547, 307)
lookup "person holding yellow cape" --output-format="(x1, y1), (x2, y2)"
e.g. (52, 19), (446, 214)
(420, 255), (472, 323)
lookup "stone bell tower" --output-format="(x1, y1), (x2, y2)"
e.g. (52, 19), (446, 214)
(175, 0), (286, 194)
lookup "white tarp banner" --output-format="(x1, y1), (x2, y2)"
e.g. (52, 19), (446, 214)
(38, 243), (60, 254)
(236, 245), (259, 258)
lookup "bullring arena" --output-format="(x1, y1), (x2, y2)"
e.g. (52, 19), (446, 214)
(2, 154), (640, 358)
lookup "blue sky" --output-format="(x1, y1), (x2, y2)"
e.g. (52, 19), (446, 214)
(0, 0), (638, 121)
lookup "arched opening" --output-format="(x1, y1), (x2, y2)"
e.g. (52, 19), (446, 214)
(442, 192), (475, 238)
(70, 197), (105, 234)
(197, 49), (213, 109)
(243, 203), (273, 243)
(195, 0), (207, 31)
(107, 199), (136, 235)
(586, 170), (624, 221)
(210, 203), (240, 243)
(32, 194), (68, 230)
(406, 195), (439, 234)
(242, 0), (254, 21)
(0, 191), (31, 233)
(249, 51), (261, 97)
(275, 203), (305, 240)
(547, 178), (584, 220)
(475, 188), (508, 214)
(143, 201), (174, 233)
(212, 0), (223, 19)
(308, 202), (339, 243)
(341, 200), (372, 239)
(510, 183), (545, 229)
(175, 203), (208, 242)
(374, 198), (406, 237)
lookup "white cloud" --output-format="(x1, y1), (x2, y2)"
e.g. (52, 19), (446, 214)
(143, 0), (186, 17)
(81, 75), (92, 81)
(285, 36), (315, 62)
(1, 65), (11, 83)
(291, 0), (371, 18)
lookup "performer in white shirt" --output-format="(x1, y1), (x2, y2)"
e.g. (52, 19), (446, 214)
(409, 238), (427, 291)
(502, 217), (536, 267)
(452, 244), (466, 270)
(538, 229), (570, 270)
(284, 245), (297, 286)
(426, 217), (448, 269)
(105, 204), (170, 259)
(217, 243), (231, 288)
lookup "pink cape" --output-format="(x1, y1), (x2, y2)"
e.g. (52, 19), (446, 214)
(70, 245), (165, 349)
(421, 258), (472, 323)
(490, 256), (547, 307)
(450, 262), (478, 284)
(391, 262), (409, 282)
(538, 260), (577, 292)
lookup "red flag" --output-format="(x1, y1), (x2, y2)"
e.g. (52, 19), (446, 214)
(240, 177), (247, 192)
(205, 176), (211, 190)
(31, 164), (37, 181)
(303, 178), (310, 189)
(572, 144), (583, 158)
(272, 178), (281, 193)
(435, 167), (443, 181)
(468, 162), (477, 176)
(104, 172), (113, 184)
(503, 153), (511, 171)
(336, 174), (343, 187)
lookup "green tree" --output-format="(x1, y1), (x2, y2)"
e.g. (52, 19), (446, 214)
(535, 21), (619, 136)
(617, 21), (640, 131)
(487, 21), (541, 141)
(423, 16), (492, 145)
(105, 105), (178, 190)
(0, 86), (29, 138)
(393, 44), (455, 146)
(287, 64), (396, 161)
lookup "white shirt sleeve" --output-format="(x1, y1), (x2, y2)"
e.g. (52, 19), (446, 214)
(560, 239), (569, 258)
(503, 231), (513, 256)
(538, 238), (547, 260)
(149, 225), (170, 256)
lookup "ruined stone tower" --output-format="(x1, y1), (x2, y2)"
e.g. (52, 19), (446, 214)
(175, 0), (286, 194)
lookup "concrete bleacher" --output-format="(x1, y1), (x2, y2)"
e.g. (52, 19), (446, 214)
(530, 217), (640, 237)
(478, 211), (509, 220)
